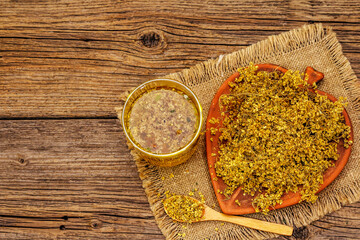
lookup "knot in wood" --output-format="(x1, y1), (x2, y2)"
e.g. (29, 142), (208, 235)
(90, 220), (102, 229)
(17, 156), (29, 166)
(140, 31), (161, 48)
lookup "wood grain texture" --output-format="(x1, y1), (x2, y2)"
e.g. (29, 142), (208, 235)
(0, 119), (164, 239)
(0, 0), (359, 118)
(0, 119), (359, 239)
(0, 0), (359, 239)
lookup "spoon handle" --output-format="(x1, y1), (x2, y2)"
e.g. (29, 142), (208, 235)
(204, 207), (293, 236)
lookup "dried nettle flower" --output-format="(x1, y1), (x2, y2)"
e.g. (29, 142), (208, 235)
(164, 195), (205, 223)
(215, 63), (352, 213)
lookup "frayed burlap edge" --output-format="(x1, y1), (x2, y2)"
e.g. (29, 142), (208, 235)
(119, 23), (360, 240)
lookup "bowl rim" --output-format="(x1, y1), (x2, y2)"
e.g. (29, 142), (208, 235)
(122, 78), (203, 158)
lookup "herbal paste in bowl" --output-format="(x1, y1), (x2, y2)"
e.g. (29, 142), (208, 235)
(128, 88), (198, 154)
(121, 78), (203, 167)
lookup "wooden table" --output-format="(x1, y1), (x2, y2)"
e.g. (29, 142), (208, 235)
(1, 0), (359, 239)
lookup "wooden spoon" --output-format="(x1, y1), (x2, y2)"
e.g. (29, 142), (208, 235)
(164, 195), (293, 236)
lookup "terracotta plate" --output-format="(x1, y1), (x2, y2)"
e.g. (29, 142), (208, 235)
(206, 64), (354, 215)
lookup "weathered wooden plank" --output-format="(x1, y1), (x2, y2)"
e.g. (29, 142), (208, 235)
(275, 202), (360, 240)
(0, 0), (359, 118)
(0, 119), (163, 239)
(1, 0), (359, 25)
(0, 119), (359, 239)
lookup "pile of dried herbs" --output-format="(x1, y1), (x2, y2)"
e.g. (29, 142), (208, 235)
(163, 195), (205, 223)
(214, 63), (352, 213)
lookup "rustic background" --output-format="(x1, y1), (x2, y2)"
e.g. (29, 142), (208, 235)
(0, 0), (359, 239)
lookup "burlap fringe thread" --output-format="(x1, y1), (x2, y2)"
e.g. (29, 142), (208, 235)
(120, 23), (360, 240)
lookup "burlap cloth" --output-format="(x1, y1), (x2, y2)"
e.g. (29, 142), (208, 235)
(123, 24), (360, 240)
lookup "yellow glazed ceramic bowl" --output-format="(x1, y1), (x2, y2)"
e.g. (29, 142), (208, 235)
(122, 79), (203, 167)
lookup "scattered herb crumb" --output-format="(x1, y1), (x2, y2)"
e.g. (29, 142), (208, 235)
(209, 117), (220, 124)
(210, 127), (218, 135)
(177, 233), (186, 237)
